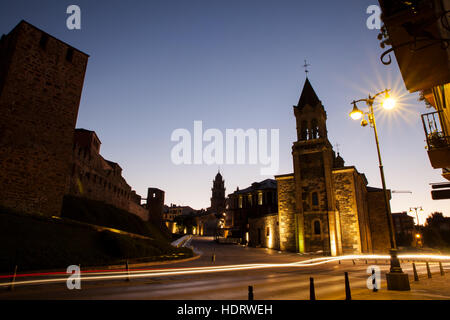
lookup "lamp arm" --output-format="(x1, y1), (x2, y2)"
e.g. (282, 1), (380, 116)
(373, 89), (390, 100)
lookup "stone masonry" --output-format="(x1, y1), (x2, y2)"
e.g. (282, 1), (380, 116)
(0, 21), (89, 217)
(69, 129), (149, 220)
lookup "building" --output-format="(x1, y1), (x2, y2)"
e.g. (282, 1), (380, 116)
(164, 205), (196, 221)
(147, 187), (165, 225)
(163, 204), (196, 233)
(247, 78), (392, 255)
(392, 211), (415, 246)
(0, 21), (89, 217)
(163, 173), (225, 236)
(378, 0), (450, 198)
(0, 21), (164, 224)
(210, 171), (226, 214)
(69, 129), (148, 220)
(196, 172), (225, 236)
(227, 179), (278, 244)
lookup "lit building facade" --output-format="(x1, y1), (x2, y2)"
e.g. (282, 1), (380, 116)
(243, 78), (392, 255)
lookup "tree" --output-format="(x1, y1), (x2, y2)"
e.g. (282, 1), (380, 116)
(423, 212), (450, 248)
(425, 212), (445, 227)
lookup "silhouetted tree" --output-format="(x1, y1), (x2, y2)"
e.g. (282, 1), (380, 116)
(423, 212), (450, 248)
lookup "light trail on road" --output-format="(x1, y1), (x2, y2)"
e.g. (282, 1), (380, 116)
(1, 254), (449, 288)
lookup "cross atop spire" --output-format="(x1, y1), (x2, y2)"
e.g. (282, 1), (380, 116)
(303, 59), (311, 77)
(335, 143), (341, 155)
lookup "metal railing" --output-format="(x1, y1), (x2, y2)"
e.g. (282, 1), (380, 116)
(421, 110), (450, 150)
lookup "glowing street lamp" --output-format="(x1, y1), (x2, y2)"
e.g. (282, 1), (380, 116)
(409, 206), (424, 226)
(349, 89), (410, 291)
(382, 94), (396, 110)
(349, 103), (363, 120)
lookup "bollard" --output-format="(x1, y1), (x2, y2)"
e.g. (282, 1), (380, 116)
(126, 260), (130, 282)
(338, 259), (341, 265)
(8, 265), (18, 291)
(439, 261), (445, 276)
(426, 261), (432, 279)
(365, 260), (368, 265)
(310, 277), (316, 301)
(248, 286), (254, 301)
(352, 260), (355, 265)
(372, 268), (378, 292)
(344, 272), (351, 301)
(412, 263), (419, 281)
(375, 259), (377, 265)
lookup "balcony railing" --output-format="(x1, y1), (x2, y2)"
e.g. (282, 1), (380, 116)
(422, 111), (450, 150)
(421, 110), (450, 169)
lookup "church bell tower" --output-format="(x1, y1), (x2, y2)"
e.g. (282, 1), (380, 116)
(292, 78), (341, 256)
(211, 171), (226, 214)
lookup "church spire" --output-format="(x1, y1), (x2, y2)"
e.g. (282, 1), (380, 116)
(297, 78), (321, 109)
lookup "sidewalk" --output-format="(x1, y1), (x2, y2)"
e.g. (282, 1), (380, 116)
(325, 273), (450, 300)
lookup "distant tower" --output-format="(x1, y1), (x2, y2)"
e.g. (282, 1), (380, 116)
(291, 78), (340, 256)
(210, 171), (226, 214)
(147, 188), (165, 223)
(0, 21), (89, 216)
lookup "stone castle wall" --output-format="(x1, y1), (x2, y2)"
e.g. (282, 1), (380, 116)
(68, 129), (149, 221)
(0, 21), (88, 216)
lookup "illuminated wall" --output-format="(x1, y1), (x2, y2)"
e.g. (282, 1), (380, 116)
(248, 214), (279, 250)
(275, 175), (299, 252)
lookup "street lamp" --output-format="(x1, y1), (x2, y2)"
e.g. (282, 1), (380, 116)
(350, 89), (410, 291)
(408, 206), (424, 226)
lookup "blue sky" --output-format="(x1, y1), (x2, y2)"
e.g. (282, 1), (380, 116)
(1, 0), (448, 221)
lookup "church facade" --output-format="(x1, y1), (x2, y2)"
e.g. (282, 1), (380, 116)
(249, 78), (392, 255)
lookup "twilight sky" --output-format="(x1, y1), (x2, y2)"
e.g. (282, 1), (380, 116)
(1, 0), (448, 221)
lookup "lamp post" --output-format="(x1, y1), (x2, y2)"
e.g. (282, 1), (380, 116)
(409, 206), (424, 248)
(350, 89), (410, 291)
(409, 206), (424, 226)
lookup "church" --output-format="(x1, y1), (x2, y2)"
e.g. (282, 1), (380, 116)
(246, 78), (392, 256)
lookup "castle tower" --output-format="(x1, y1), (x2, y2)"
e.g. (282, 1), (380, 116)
(291, 78), (341, 256)
(0, 21), (89, 216)
(147, 188), (165, 224)
(210, 171), (226, 214)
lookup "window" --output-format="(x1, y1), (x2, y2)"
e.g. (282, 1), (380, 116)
(312, 192), (319, 206)
(39, 34), (49, 49)
(301, 120), (308, 140)
(258, 192), (263, 205)
(238, 196), (243, 209)
(311, 119), (319, 139)
(314, 220), (321, 235)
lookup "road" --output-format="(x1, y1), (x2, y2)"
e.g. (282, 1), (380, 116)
(1, 236), (449, 300)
